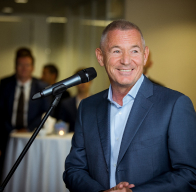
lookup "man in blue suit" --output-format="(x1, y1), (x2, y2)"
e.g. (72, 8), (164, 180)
(63, 20), (196, 192)
(0, 48), (49, 181)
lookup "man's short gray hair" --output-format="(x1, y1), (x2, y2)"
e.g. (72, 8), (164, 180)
(100, 19), (145, 50)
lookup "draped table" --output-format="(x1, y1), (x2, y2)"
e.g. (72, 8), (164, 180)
(2, 132), (73, 192)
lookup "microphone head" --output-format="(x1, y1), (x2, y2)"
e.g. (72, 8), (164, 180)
(77, 67), (97, 83)
(32, 92), (41, 100)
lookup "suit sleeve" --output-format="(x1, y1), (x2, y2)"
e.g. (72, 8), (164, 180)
(63, 100), (106, 192)
(132, 95), (196, 192)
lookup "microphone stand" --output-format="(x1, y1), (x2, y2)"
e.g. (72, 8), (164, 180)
(0, 93), (62, 192)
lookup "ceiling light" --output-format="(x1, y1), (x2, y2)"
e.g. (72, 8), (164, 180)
(15, 0), (28, 3)
(2, 7), (13, 14)
(0, 16), (22, 22)
(46, 17), (67, 23)
(81, 19), (113, 27)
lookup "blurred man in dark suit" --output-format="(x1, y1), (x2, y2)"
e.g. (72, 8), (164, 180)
(41, 64), (70, 119)
(42, 64), (58, 86)
(0, 47), (49, 181)
(57, 68), (92, 132)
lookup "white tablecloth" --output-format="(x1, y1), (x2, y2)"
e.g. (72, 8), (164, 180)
(3, 132), (73, 192)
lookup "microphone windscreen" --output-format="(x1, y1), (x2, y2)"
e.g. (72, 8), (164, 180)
(78, 67), (97, 83)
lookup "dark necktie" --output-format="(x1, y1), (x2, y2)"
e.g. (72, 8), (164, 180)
(16, 86), (24, 130)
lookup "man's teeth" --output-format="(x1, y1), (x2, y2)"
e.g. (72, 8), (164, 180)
(119, 69), (132, 71)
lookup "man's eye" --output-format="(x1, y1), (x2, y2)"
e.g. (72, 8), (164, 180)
(132, 50), (138, 53)
(113, 50), (120, 53)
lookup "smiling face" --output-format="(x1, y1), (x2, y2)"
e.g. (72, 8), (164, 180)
(96, 29), (149, 92)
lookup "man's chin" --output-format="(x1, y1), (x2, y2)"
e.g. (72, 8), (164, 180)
(114, 81), (135, 89)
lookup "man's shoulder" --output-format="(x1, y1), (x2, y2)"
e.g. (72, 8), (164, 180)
(0, 75), (16, 90)
(143, 76), (181, 95)
(154, 83), (183, 96)
(83, 89), (108, 104)
(0, 74), (16, 84)
(148, 77), (164, 87)
(142, 77), (185, 103)
(151, 82), (186, 105)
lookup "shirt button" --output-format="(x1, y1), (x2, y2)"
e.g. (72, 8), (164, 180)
(119, 112), (122, 115)
(116, 138), (119, 141)
(114, 164), (116, 167)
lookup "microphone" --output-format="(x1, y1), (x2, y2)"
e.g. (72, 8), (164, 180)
(32, 67), (97, 100)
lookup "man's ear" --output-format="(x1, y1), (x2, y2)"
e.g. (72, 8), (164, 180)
(95, 48), (104, 67)
(144, 46), (149, 65)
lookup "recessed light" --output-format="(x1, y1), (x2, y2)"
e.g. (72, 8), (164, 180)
(0, 16), (22, 22)
(15, 0), (28, 3)
(2, 7), (13, 14)
(46, 17), (67, 23)
(81, 19), (113, 27)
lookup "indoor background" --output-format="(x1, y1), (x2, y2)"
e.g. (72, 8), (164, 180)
(0, 0), (196, 108)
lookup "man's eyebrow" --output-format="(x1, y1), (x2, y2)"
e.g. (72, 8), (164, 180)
(109, 45), (121, 52)
(108, 45), (141, 52)
(131, 45), (141, 49)
(109, 45), (141, 50)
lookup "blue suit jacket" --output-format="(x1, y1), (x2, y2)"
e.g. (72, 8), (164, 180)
(63, 76), (196, 192)
(0, 75), (50, 134)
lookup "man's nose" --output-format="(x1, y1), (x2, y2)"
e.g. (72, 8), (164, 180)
(120, 51), (131, 65)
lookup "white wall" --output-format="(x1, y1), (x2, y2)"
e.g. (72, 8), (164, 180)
(0, 13), (110, 97)
(0, 15), (49, 79)
(125, 0), (196, 108)
(0, 17), (31, 77)
(62, 13), (110, 96)
(31, 16), (50, 78)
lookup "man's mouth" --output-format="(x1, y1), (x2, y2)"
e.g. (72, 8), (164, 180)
(118, 69), (133, 72)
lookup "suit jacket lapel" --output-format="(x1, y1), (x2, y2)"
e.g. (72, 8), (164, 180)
(97, 90), (111, 170)
(117, 77), (154, 165)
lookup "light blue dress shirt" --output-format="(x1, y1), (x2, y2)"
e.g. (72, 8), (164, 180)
(107, 74), (144, 188)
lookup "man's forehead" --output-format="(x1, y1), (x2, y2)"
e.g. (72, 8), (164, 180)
(16, 57), (33, 67)
(17, 56), (32, 62)
(106, 29), (143, 47)
(106, 29), (141, 43)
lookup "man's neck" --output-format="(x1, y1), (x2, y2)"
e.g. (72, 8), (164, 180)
(110, 75), (144, 106)
(17, 76), (32, 84)
(111, 86), (132, 106)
